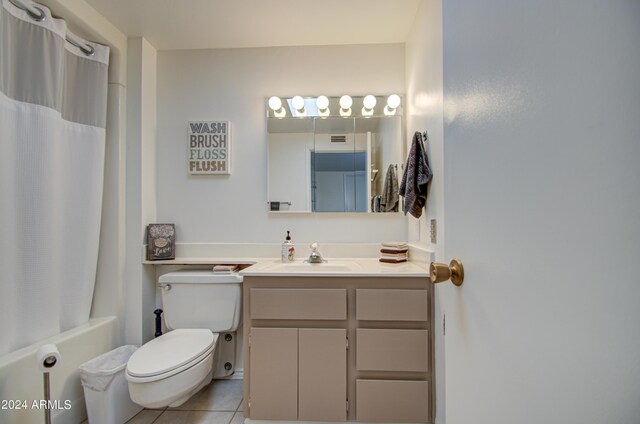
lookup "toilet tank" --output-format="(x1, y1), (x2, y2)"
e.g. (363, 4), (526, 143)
(158, 271), (243, 332)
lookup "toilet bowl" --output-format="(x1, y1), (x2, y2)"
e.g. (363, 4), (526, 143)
(127, 329), (217, 408)
(125, 271), (242, 408)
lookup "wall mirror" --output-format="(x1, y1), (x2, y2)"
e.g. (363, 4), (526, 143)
(267, 95), (404, 213)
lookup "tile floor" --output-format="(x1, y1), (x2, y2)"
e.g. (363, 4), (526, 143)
(84, 379), (244, 424)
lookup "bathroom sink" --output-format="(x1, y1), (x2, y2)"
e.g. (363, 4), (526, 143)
(262, 260), (362, 273)
(240, 258), (428, 277)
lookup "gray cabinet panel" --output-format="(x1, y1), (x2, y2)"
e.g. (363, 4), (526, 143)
(356, 379), (429, 423)
(249, 328), (298, 420)
(356, 328), (428, 372)
(250, 288), (347, 320)
(356, 289), (429, 321)
(299, 328), (347, 421)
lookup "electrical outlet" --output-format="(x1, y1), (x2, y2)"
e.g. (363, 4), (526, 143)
(430, 219), (437, 244)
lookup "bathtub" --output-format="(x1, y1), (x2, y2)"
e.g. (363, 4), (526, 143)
(0, 316), (119, 424)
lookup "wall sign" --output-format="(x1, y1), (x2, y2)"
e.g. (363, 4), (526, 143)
(146, 224), (176, 260)
(188, 121), (231, 174)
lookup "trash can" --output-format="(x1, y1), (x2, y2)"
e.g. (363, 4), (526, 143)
(79, 345), (143, 424)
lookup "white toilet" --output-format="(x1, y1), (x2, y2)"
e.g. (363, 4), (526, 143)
(126, 270), (242, 408)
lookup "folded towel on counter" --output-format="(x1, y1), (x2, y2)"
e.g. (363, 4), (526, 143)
(381, 241), (408, 249)
(380, 248), (409, 254)
(212, 265), (239, 273)
(399, 132), (432, 218)
(379, 257), (408, 264)
(380, 252), (408, 258)
(379, 241), (408, 263)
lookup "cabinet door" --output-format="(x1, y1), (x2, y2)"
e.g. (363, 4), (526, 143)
(249, 328), (298, 420)
(299, 328), (347, 421)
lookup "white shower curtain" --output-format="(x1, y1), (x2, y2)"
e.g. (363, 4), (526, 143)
(0, 0), (109, 355)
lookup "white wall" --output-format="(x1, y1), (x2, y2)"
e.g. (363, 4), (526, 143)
(156, 44), (407, 244)
(125, 37), (158, 345)
(441, 1), (640, 423)
(405, 1), (445, 423)
(405, 0), (444, 253)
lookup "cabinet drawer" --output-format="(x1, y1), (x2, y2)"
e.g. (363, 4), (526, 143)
(356, 379), (429, 423)
(356, 329), (428, 372)
(250, 288), (347, 320)
(356, 289), (428, 321)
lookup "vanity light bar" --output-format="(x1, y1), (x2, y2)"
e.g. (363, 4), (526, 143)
(267, 95), (402, 118)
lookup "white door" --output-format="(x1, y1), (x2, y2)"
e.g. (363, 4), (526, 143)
(441, 1), (640, 423)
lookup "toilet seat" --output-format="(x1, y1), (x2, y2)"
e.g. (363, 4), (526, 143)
(126, 329), (217, 383)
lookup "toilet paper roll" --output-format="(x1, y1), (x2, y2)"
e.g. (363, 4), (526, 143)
(36, 344), (61, 372)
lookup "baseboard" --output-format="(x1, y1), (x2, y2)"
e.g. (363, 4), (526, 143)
(225, 368), (243, 380)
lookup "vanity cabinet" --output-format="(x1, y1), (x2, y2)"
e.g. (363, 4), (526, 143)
(243, 277), (433, 423)
(248, 288), (348, 421)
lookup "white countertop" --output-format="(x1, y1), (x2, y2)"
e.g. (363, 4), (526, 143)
(142, 243), (434, 277)
(240, 258), (428, 278)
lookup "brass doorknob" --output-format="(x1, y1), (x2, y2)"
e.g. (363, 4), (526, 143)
(429, 258), (464, 286)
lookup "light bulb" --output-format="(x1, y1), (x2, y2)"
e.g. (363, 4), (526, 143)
(316, 95), (329, 110)
(387, 94), (401, 109)
(268, 96), (282, 111)
(339, 95), (353, 110)
(363, 95), (377, 110)
(292, 96), (305, 111)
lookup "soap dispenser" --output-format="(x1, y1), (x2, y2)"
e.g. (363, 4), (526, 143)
(281, 230), (295, 263)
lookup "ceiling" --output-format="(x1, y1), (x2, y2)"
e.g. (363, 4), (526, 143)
(81, 0), (421, 50)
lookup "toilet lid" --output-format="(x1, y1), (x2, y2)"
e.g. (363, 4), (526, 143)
(127, 329), (216, 378)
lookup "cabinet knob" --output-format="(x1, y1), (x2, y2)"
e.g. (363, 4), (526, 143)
(429, 258), (464, 286)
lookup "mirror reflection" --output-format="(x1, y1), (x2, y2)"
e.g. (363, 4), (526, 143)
(267, 96), (403, 213)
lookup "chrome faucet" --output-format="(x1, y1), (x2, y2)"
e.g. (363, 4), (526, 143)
(307, 242), (326, 263)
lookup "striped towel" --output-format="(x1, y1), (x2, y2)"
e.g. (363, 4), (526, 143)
(379, 241), (409, 263)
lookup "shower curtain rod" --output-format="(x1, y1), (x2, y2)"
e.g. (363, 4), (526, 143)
(8, 0), (95, 56)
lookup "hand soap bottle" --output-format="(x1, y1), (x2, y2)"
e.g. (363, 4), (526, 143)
(281, 230), (295, 263)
